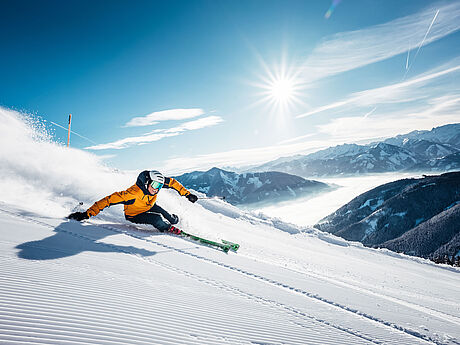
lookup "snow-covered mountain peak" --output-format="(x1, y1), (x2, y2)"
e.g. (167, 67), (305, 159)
(305, 143), (367, 161)
(385, 123), (460, 149)
(249, 123), (460, 177)
(175, 167), (330, 205)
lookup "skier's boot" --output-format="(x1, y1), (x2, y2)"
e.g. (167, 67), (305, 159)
(168, 225), (181, 235)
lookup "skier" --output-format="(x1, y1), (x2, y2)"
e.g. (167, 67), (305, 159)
(68, 170), (198, 234)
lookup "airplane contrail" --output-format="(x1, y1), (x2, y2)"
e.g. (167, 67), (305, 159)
(413, 10), (439, 61)
(405, 49), (410, 70)
(363, 106), (377, 118)
(405, 9), (439, 76)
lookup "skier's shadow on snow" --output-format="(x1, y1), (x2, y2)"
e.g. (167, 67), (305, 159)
(16, 220), (160, 260)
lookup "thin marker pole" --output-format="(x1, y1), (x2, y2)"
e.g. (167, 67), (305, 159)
(67, 114), (72, 147)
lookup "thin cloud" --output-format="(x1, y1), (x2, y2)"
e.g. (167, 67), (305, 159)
(161, 116), (224, 134)
(301, 2), (460, 83)
(86, 116), (223, 150)
(159, 140), (332, 175)
(85, 132), (179, 150)
(124, 108), (205, 127)
(278, 133), (316, 145)
(316, 97), (460, 142)
(297, 61), (460, 118)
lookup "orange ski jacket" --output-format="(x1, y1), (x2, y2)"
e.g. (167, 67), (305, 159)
(86, 171), (191, 217)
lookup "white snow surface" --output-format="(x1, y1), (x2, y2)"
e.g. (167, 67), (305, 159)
(1, 107), (460, 345)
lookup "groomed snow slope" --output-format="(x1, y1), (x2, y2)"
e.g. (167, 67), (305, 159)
(0, 107), (459, 345)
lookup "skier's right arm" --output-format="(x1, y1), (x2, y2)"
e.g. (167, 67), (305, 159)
(86, 189), (135, 218)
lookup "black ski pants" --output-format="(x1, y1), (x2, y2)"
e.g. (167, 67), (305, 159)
(125, 204), (174, 232)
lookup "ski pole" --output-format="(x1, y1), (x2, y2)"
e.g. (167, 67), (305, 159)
(197, 196), (226, 200)
(71, 201), (84, 212)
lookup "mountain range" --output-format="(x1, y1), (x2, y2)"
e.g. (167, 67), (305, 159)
(314, 171), (460, 260)
(250, 124), (460, 177)
(174, 167), (331, 205)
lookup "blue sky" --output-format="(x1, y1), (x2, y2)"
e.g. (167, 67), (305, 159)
(1, 0), (459, 173)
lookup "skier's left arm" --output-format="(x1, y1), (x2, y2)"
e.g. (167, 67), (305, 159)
(164, 177), (198, 203)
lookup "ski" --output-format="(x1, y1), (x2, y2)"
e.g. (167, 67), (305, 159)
(178, 230), (239, 253)
(221, 239), (240, 252)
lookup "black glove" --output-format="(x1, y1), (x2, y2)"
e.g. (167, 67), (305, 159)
(169, 214), (179, 225)
(186, 193), (198, 203)
(68, 211), (89, 221)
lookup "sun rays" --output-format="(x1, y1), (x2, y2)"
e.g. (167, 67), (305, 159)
(250, 54), (307, 120)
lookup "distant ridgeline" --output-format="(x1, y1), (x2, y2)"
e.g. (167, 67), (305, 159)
(251, 123), (460, 177)
(174, 167), (331, 205)
(315, 171), (460, 264)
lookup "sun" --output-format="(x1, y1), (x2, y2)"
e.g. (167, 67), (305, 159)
(251, 57), (306, 116)
(259, 72), (304, 115)
(269, 78), (296, 103)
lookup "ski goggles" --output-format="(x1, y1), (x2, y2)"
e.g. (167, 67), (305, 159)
(150, 181), (164, 190)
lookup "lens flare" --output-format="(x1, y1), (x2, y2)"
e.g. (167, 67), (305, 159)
(325, 0), (342, 19)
